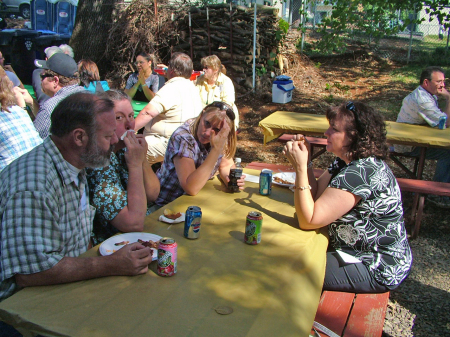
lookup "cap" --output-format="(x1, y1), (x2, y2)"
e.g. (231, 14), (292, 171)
(34, 53), (78, 78)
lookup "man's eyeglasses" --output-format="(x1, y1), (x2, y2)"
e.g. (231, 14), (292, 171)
(210, 101), (235, 121)
(40, 73), (54, 81)
(346, 101), (365, 134)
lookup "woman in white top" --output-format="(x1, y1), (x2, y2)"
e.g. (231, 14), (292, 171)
(196, 55), (239, 130)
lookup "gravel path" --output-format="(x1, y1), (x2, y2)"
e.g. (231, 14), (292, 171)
(382, 197), (450, 336)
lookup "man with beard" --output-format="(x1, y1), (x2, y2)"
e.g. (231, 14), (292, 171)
(0, 93), (153, 311)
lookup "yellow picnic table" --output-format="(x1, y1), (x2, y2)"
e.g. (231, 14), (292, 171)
(259, 111), (450, 149)
(0, 169), (328, 337)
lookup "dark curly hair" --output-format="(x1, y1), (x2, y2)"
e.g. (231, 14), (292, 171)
(326, 101), (389, 160)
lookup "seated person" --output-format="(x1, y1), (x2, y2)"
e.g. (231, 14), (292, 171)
(124, 52), (163, 102)
(78, 59), (110, 93)
(0, 66), (42, 172)
(283, 101), (412, 293)
(134, 52), (202, 164)
(155, 101), (245, 207)
(86, 90), (160, 245)
(395, 66), (450, 208)
(33, 53), (85, 139)
(32, 46), (63, 105)
(0, 50), (24, 89)
(196, 55), (239, 130)
(0, 92), (153, 306)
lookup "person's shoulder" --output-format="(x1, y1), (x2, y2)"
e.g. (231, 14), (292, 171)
(0, 141), (52, 190)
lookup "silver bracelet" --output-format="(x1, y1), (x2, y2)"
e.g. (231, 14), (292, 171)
(293, 185), (312, 190)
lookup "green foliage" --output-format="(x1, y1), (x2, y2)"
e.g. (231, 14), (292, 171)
(309, 0), (427, 54)
(257, 66), (267, 76)
(315, 62), (321, 69)
(278, 18), (289, 35)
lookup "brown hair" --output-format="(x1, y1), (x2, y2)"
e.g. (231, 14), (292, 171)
(326, 101), (389, 160)
(200, 55), (226, 75)
(190, 103), (236, 159)
(168, 52), (193, 79)
(78, 59), (100, 87)
(0, 66), (17, 112)
(44, 69), (80, 87)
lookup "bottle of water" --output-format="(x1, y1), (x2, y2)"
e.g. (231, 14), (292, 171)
(228, 158), (242, 193)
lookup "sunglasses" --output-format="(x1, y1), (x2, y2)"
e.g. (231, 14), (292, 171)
(346, 101), (365, 134)
(210, 101), (235, 121)
(40, 73), (54, 81)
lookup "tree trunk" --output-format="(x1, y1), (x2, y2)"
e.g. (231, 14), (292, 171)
(70, 0), (118, 75)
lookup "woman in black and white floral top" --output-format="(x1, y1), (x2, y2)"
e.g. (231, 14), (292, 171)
(283, 101), (412, 293)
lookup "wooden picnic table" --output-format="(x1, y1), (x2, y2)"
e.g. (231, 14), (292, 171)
(0, 169), (328, 337)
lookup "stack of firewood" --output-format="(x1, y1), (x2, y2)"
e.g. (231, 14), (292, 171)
(172, 4), (281, 92)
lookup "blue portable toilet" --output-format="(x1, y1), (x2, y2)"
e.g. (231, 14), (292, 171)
(53, 0), (77, 35)
(31, 0), (54, 31)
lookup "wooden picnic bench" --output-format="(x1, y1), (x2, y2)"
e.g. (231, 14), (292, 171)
(311, 291), (390, 337)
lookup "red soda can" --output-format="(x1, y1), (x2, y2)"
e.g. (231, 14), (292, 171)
(245, 211), (263, 245)
(157, 237), (177, 276)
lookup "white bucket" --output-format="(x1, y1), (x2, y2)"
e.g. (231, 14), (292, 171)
(272, 79), (294, 103)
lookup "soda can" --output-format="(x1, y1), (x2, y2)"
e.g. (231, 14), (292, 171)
(184, 206), (202, 239)
(157, 237), (177, 277)
(259, 169), (273, 195)
(438, 116), (447, 130)
(228, 168), (243, 193)
(244, 211), (263, 245)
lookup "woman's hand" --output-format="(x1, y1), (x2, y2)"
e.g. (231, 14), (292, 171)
(210, 120), (230, 152)
(123, 132), (147, 169)
(282, 134), (310, 171)
(137, 71), (146, 86)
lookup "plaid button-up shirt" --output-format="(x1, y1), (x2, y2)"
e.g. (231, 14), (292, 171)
(0, 137), (95, 302)
(33, 85), (86, 139)
(0, 105), (42, 172)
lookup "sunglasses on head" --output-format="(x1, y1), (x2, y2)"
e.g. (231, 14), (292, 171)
(210, 101), (235, 121)
(346, 101), (365, 134)
(40, 73), (54, 80)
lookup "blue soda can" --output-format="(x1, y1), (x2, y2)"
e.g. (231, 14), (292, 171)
(438, 116), (447, 130)
(259, 169), (273, 195)
(184, 206), (202, 239)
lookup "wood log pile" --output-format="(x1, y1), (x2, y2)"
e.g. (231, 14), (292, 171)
(103, 1), (282, 93)
(173, 4), (281, 93)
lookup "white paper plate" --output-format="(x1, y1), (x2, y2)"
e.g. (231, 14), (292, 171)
(272, 172), (296, 187)
(159, 213), (185, 224)
(99, 232), (162, 260)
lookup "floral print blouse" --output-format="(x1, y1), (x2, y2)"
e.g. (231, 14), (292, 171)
(86, 149), (152, 245)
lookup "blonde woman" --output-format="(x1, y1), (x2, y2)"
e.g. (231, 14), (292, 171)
(155, 101), (244, 207)
(196, 55), (239, 130)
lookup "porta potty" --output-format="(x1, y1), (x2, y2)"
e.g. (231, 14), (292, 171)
(272, 75), (294, 104)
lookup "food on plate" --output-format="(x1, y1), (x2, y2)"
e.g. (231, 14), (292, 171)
(273, 176), (294, 185)
(163, 208), (182, 220)
(138, 239), (159, 249)
(114, 240), (130, 246)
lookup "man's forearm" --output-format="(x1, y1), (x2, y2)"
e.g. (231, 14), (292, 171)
(15, 255), (118, 288)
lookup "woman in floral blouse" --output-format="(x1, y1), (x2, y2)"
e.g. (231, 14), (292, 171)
(283, 101), (412, 293)
(86, 90), (160, 245)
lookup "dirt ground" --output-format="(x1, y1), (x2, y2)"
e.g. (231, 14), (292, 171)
(234, 46), (409, 171)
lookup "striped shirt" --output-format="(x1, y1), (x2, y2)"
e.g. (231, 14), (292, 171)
(33, 85), (86, 139)
(0, 137), (95, 302)
(0, 105), (42, 172)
